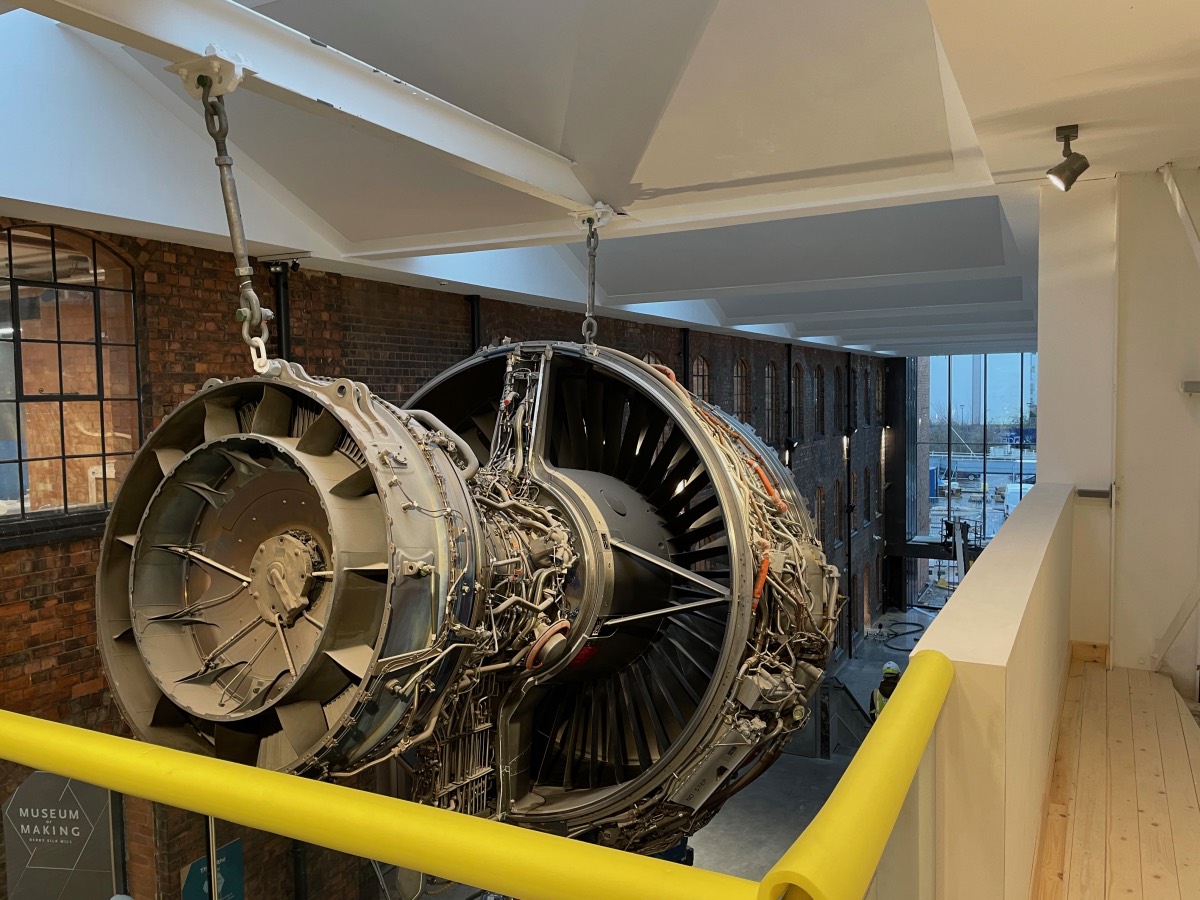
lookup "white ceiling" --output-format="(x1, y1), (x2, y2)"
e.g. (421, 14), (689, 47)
(5, 0), (1197, 355)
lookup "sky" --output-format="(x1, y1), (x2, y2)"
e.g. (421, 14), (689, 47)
(927, 353), (1037, 424)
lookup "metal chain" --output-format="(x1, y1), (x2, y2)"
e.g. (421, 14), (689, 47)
(198, 75), (272, 374)
(582, 219), (599, 344)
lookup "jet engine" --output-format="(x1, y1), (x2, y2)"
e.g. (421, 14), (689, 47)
(97, 341), (839, 852)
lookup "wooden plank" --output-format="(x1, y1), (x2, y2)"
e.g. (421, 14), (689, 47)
(1106, 667), (1142, 898)
(1068, 662), (1109, 900)
(1072, 642), (1110, 664)
(1151, 675), (1200, 896)
(1033, 664), (1085, 899)
(1175, 692), (1200, 785)
(1128, 669), (1181, 898)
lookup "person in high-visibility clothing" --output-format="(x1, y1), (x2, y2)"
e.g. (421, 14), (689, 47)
(870, 661), (902, 722)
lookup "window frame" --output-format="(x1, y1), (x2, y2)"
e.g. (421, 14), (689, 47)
(0, 225), (140, 548)
(815, 365), (826, 437)
(691, 355), (710, 403)
(732, 358), (750, 421)
(763, 361), (778, 444)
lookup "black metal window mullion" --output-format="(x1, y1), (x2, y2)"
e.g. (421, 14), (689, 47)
(7, 258), (26, 517)
(2, 226), (137, 526)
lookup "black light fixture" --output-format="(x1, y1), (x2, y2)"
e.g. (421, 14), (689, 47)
(1046, 124), (1090, 192)
(782, 437), (800, 467)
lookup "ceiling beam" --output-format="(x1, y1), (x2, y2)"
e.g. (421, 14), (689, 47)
(826, 325), (1037, 344)
(782, 307), (1034, 337)
(19, 0), (595, 212)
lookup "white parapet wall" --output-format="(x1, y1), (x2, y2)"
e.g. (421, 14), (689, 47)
(913, 482), (1075, 900)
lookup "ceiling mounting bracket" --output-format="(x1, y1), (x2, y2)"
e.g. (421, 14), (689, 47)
(167, 44), (253, 100)
(571, 202), (615, 233)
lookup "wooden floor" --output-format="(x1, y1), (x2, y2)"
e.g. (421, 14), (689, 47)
(1033, 661), (1200, 899)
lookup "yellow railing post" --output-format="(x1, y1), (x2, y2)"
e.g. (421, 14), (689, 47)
(758, 649), (954, 900)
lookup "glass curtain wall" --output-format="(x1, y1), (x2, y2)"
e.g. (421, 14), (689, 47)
(910, 352), (1038, 546)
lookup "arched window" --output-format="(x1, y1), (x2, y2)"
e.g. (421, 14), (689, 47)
(1, 226), (139, 520)
(849, 366), (858, 427)
(834, 366), (845, 433)
(814, 486), (826, 546)
(815, 365), (826, 436)
(834, 479), (844, 543)
(691, 355), (710, 402)
(863, 466), (872, 523)
(790, 363), (804, 440)
(850, 471), (858, 532)
(862, 562), (872, 629)
(642, 351), (664, 366)
(763, 362), (778, 444)
(733, 359), (750, 421)
(878, 461), (884, 519)
(862, 365), (871, 425)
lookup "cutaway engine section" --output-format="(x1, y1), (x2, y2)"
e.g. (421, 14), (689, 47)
(98, 342), (840, 852)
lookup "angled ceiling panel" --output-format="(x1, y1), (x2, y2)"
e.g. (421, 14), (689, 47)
(578, 196), (1007, 296)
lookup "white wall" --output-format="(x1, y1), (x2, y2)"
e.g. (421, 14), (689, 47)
(1037, 179), (1117, 647)
(1111, 172), (1200, 688)
(914, 482), (1074, 900)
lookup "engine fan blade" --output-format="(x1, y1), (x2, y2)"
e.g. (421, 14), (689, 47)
(296, 409), (347, 456)
(153, 447), (186, 477)
(600, 387), (629, 475)
(325, 644), (374, 681)
(251, 386), (294, 436)
(612, 399), (649, 482)
(203, 398), (240, 441)
(149, 692), (189, 728)
(214, 723), (263, 765)
(584, 374), (607, 471)
(276, 700), (329, 755)
(330, 466), (377, 498)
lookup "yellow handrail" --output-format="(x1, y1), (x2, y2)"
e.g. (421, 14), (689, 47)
(759, 650), (954, 900)
(0, 648), (953, 900)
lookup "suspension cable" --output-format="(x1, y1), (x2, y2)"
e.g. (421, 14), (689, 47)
(197, 75), (273, 374)
(582, 218), (599, 344)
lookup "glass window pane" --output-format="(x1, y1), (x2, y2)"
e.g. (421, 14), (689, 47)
(0, 403), (16, 459)
(950, 354), (984, 543)
(0, 289), (12, 336)
(105, 454), (133, 504)
(95, 244), (132, 291)
(54, 230), (95, 287)
(64, 401), (103, 455)
(10, 226), (54, 282)
(0, 462), (19, 514)
(58, 290), (96, 342)
(914, 356), (949, 542)
(984, 353), (1022, 540)
(21, 342), (60, 396)
(1024, 353), (1038, 487)
(17, 285), (57, 341)
(0, 230), (8, 280)
(103, 345), (137, 398)
(100, 291), (135, 344)
(61, 344), (98, 396)
(103, 400), (138, 453)
(21, 402), (62, 458)
(0, 342), (13, 400)
(66, 455), (105, 511)
(25, 459), (64, 514)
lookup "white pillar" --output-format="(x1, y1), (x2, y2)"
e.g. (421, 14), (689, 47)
(1036, 178), (1117, 647)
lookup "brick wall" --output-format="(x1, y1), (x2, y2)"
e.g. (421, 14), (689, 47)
(0, 220), (889, 898)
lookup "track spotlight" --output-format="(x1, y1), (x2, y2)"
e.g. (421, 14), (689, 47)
(782, 437), (800, 467)
(1046, 124), (1090, 192)
(289, 259), (301, 273)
